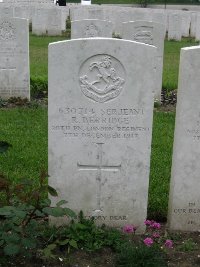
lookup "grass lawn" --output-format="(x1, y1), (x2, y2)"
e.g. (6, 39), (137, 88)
(162, 38), (198, 91)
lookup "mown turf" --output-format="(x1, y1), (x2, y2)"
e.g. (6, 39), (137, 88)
(162, 38), (198, 91)
(148, 110), (175, 220)
(0, 107), (175, 219)
(0, 107), (47, 184)
(30, 34), (67, 80)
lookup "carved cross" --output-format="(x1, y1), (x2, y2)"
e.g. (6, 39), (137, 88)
(77, 143), (121, 211)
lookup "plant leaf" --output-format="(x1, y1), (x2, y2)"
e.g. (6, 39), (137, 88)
(4, 244), (20, 256)
(69, 240), (78, 249)
(48, 186), (58, 197)
(22, 238), (37, 249)
(59, 239), (69, 246)
(42, 207), (64, 217)
(56, 200), (68, 207)
(62, 208), (77, 218)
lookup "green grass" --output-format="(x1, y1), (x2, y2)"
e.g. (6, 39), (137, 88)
(148, 111), (175, 220)
(0, 107), (47, 183)
(30, 34), (67, 81)
(0, 107), (175, 220)
(162, 38), (199, 91)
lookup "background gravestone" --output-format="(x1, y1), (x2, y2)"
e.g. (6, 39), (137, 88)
(71, 19), (113, 39)
(0, 17), (30, 100)
(48, 38), (156, 232)
(168, 12), (182, 41)
(122, 20), (165, 102)
(168, 46), (200, 231)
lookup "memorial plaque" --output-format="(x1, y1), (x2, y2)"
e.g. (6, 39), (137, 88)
(168, 46), (200, 231)
(48, 38), (156, 232)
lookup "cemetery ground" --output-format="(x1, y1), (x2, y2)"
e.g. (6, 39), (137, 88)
(0, 35), (200, 266)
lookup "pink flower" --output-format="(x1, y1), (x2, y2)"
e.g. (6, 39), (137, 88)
(122, 224), (137, 233)
(164, 239), (173, 248)
(152, 232), (160, 238)
(144, 220), (152, 226)
(151, 222), (161, 229)
(143, 237), (154, 247)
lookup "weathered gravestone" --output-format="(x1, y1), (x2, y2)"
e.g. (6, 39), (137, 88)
(0, 6), (14, 17)
(168, 12), (182, 41)
(195, 13), (200, 41)
(71, 19), (113, 39)
(0, 18), (30, 100)
(181, 11), (191, 37)
(168, 46), (200, 231)
(48, 38), (156, 232)
(46, 8), (62, 36)
(32, 7), (63, 36)
(122, 21), (165, 102)
(32, 7), (48, 35)
(190, 12), (197, 38)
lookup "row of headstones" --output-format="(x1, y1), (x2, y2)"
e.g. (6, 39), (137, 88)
(3, 3), (200, 40)
(70, 5), (200, 41)
(0, 4), (69, 36)
(0, 15), (199, 232)
(48, 36), (200, 233)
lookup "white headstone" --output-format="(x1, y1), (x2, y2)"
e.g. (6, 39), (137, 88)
(168, 46), (200, 231)
(48, 38), (156, 232)
(32, 8), (48, 35)
(168, 12), (182, 41)
(46, 8), (62, 36)
(32, 7), (62, 36)
(71, 19), (113, 39)
(190, 12), (197, 38)
(122, 21), (165, 102)
(181, 11), (191, 37)
(195, 13), (200, 41)
(0, 6), (13, 17)
(0, 18), (30, 100)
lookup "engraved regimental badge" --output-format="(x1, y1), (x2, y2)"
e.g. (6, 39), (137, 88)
(0, 21), (16, 41)
(133, 27), (153, 45)
(84, 24), (100, 38)
(79, 55), (125, 103)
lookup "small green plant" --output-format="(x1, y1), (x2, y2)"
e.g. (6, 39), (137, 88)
(44, 211), (124, 254)
(0, 172), (75, 257)
(116, 243), (167, 267)
(0, 166), (76, 258)
(0, 98), (8, 108)
(178, 238), (198, 252)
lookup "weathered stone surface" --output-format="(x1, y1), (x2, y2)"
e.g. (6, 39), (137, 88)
(0, 18), (30, 100)
(181, 11), (191, 37)
(122, 21), (165, 101)
(32, 7), (62, 36)
(195, 13), (200, 41)
(168, 12), (182, 41)
(168, 46), (200, 231)
(190, 11), (197, 38)
(71, 19), (113, 39)
(48, 38), (156, 232)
